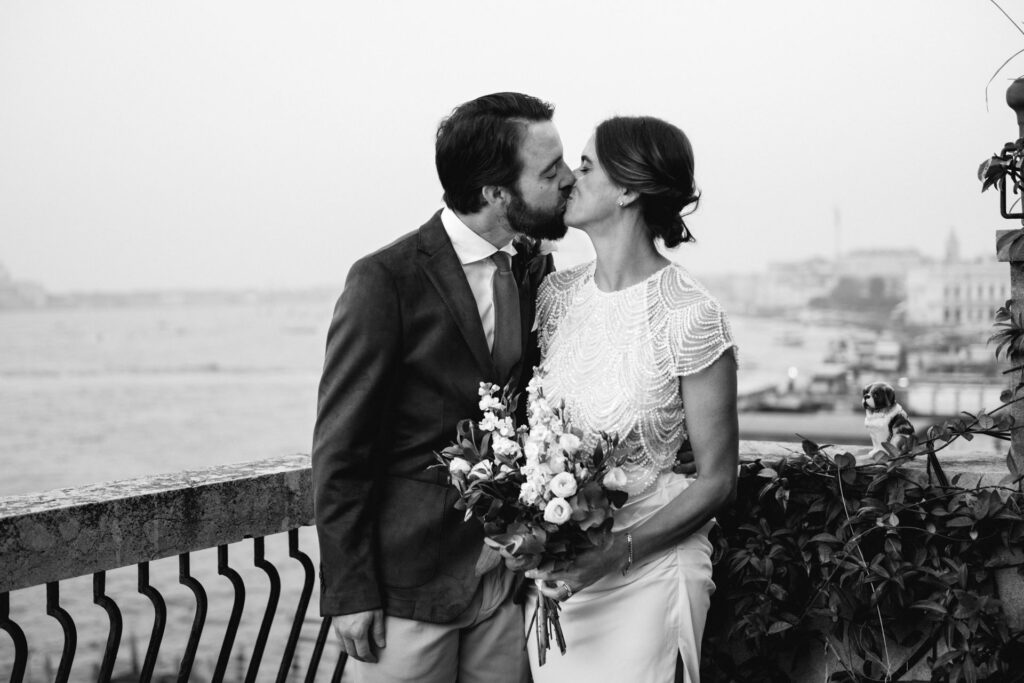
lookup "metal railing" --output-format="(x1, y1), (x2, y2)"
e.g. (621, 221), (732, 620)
(0, 454), (343, 682)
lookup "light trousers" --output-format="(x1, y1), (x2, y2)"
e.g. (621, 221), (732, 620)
(345, 569), (529, 683)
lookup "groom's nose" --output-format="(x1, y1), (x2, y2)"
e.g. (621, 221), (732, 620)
(556, 161), (575, 190)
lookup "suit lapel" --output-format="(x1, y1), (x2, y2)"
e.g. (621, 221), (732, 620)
(419, 212), (497, 378)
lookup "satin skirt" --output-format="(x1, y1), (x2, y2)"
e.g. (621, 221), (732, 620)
(527, 472), (715, 683)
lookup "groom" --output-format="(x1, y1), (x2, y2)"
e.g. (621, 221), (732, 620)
(312, 92), (575, 682)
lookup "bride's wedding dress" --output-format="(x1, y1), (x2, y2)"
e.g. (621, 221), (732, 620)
(530, 260), (737, 683)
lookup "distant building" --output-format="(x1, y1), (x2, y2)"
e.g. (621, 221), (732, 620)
(835, 248), (929, 298)
(751, 258), (837, 312)
(904, 259), (1009, 329)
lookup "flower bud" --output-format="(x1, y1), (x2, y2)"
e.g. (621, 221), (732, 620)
(448, 457), (472, 477)
(602, 466), (628, 491)
(468, 461), (492, 482)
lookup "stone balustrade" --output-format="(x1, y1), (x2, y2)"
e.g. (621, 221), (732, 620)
(0, 444), (1019, 682)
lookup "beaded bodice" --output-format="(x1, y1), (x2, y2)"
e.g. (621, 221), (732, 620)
(536, 261), (737, 495)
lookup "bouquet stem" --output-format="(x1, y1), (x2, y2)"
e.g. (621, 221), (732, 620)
(530, 580), (566, 666)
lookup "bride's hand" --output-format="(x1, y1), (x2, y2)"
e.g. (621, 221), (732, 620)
(525, 535), (627, 600)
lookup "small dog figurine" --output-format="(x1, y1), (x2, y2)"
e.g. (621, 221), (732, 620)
(863, 382), (915, 456)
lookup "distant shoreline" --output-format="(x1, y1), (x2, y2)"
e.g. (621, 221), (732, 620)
(0, 286), (343, 311)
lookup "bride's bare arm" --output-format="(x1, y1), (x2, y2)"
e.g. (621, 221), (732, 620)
(529, 350), (738, 594)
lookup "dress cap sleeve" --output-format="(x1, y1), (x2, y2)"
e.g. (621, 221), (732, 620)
(660, 266), (738, 377)
(537, 262), (592, 357)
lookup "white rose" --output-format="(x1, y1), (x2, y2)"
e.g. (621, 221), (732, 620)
(448, 457), (472, 476)
(602, 466), (628, 491)
(469, 461), (493, 481)
(558, 433), (581, 454)
(543, 497), (572, 525)
(548, 472), (578, 498)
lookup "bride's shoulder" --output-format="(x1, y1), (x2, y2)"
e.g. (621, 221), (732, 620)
(540, 260), (594, 296)
(655, 262), (724, 311)
(656, 263), (738, 373)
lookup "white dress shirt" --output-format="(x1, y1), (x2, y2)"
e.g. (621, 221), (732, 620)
(440, 207), (517, 352)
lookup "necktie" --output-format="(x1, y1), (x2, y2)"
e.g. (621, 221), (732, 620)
(490, 251), (522, 383)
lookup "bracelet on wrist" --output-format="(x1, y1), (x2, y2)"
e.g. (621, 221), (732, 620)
(621, 532), (634, 576)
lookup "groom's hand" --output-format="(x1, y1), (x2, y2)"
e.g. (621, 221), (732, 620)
(333, 608), (386, 663)
(503, 552), (541, 572)
(673, 440), (696, 476)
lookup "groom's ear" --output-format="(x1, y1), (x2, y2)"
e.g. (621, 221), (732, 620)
(481, 185), (510, 208)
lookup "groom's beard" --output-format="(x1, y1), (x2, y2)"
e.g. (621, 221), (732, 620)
(506, 190), (569, 241)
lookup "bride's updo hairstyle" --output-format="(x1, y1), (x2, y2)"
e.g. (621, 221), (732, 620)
(594, 116), (699, 247)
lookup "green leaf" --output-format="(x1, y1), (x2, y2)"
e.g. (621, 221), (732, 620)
(910, 600), (947, 615)
(998, 230), (1024, 256)
(834, 452), (856, 470)
(809, 533), (841, 544)
(979, 157), (994, 182)
(474, 545), (503, 576)
(767, 621), (793, 635)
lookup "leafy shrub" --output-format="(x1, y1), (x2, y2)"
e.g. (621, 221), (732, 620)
(702, 433), (1024, 682)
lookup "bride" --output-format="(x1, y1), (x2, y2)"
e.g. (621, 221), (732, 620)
(524, 116), (739, 683)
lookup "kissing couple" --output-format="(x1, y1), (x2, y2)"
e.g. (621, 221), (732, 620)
(312, 92), (739, 683)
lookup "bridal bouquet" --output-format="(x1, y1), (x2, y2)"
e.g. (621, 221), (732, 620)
(436, 371), (630, 665)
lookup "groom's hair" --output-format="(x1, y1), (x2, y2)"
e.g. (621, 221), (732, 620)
(436, 92), (555, 214)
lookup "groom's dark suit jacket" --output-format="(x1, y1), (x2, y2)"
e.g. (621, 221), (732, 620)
(312, 210), (552, 623)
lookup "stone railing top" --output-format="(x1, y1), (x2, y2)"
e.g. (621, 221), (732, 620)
(740, 439), (1009, 485)
(0, 443), (1010, 594)
(0, 454), (313, 593)
(0, 453), (311, 518)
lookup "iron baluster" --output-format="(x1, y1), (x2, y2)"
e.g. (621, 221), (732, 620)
(212, 544), (245, 683)
(177, 552), (207, 682)
(276, 528), (314, 683)
(1, 592), (28, 683)
(305, 617), (332, 683)
(45, 582), (76, 683)
(92, 572), (122, 683)
(138, 562), (167, 682)
(245, 536), (281, 683)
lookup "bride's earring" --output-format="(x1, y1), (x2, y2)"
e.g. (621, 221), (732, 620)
(617, 199), (625, 207)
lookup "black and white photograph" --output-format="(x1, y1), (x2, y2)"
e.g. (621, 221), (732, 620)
(2, 2), (1024, 681)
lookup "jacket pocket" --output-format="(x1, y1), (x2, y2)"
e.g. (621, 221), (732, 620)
(377, 475), (445, 588)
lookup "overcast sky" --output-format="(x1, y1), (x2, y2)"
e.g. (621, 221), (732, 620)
(1, 1), (1022, 292)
